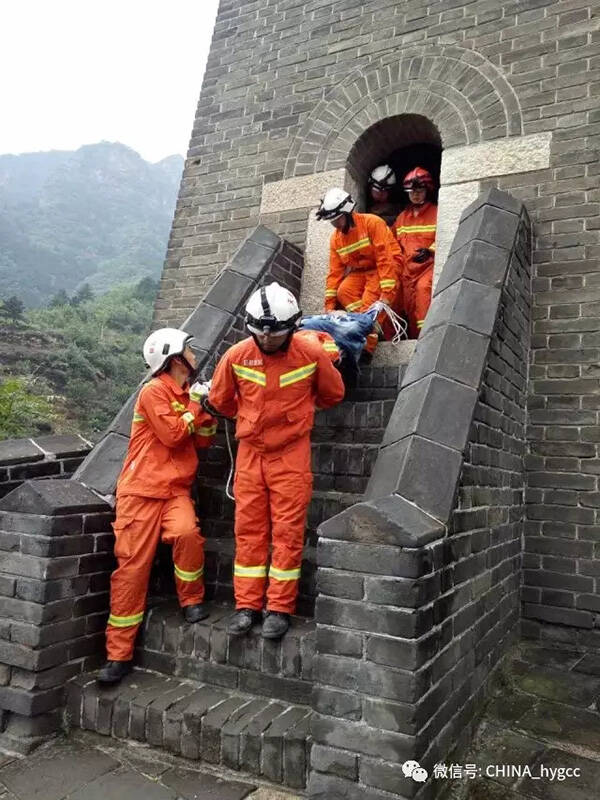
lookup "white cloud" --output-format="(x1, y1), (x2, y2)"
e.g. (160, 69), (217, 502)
(0, 0), (220, 161)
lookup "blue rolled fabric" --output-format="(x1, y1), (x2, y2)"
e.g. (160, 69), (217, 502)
(300, 309), (378, 364)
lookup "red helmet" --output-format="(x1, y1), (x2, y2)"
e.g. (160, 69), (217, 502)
(402, 167), (435, 191)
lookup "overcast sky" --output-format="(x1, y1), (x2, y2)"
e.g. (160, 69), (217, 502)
(1, 0), (221, 162)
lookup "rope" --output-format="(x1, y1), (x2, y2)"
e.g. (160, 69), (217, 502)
(367, 301), (408, 343)
(223, 418), (236, 502)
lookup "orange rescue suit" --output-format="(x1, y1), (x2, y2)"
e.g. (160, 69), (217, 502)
(325, 212), (402, 354)
(393, 201), (437, 338)
(106, 372), (216, 661)
(208, 332), (345, 614)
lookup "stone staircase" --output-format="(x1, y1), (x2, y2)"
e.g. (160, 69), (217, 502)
(66, 356), (409, 791)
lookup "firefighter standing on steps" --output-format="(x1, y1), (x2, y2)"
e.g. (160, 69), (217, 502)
(393, 166), (438, 338)
(205, 282), (345, 640)
(97, 328), (216, 686)
(317, 187), (402, 358)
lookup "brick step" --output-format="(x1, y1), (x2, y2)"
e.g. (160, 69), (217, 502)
(67, 668), (311, 789)
(151, 490), (362, 617)
(135, 599), (314, 699)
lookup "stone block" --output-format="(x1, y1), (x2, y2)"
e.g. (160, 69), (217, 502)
(0, 439), (44, 467)
(367, 436), (463, 522)
(310, 714), (416, 763)
(382, 374), (478, 452)
(182, 303), (234, 352)
(30, 435), (91, 459)
(459, 186), (524, 219)
(204, 269), (255, 314)
(420, 278), (501, 339)
(229, 241), (278, 280)
(319, 493), (445, 548)
(311, 744), (358, 781)
(248, 224), (281, 250)
(402, 324), (490, 390)
(0, 480), (109, 516)
(317, 539), (430, 580)
(435, 239), (512, 296)
(73, 434), (129, 496)
(449, 203), (520, 256)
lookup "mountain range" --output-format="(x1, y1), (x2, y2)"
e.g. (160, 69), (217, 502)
(0, 142), (183, 306)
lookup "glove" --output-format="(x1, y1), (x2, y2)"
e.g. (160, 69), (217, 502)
(412, 248), (432, 264)
(189, 380), (212, 403)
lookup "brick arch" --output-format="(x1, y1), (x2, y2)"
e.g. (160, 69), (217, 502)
(284, 45), (523, 179)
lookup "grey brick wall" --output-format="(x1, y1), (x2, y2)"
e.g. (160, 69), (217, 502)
(156, 0), (600, 328)
(0, 436), (91, 499)
(308, 191), (532, 799)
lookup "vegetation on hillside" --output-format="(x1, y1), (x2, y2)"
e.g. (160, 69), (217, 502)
(0, 278), (158, 439)
(0, 142), (183, 307)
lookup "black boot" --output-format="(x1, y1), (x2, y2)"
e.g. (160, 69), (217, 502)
(262, 611), (290, 640)
(97, 660), (132, 686)
(183, 603), (209, 623)
(228, 608), (261, 636)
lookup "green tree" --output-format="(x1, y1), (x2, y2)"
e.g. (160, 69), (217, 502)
(0, 296), (25, 325)
(0, 377), (56, 438)
(71, 283), (94, 306)
(49, 289), (70, 307)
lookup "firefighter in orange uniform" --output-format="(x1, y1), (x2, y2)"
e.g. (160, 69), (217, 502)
(317, 188), (400, 357)
(393, 167), (438, 338)
(97, 328), (216, 685)
(206, 283), (345, 640)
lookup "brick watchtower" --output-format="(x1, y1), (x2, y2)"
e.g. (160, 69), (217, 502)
(1, 2), (599, 797)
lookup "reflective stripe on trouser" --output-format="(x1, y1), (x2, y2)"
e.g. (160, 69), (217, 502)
(335, 270), (396, 356)
(404, 263), (433, 340)
(233, 438), (312, 614)
(106, 493), (205, 661)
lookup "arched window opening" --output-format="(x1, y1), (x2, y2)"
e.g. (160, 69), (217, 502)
(346, 114), (442, 218)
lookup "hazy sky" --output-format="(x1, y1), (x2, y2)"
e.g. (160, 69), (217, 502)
(1, 0), (221, 162)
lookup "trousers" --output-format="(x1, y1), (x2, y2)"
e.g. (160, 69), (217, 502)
(106, 493), (205, 660)
(233, 437), (313, 614)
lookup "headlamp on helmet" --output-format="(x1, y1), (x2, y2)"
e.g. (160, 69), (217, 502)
(316, 187), (356, 221)
(245, 283), (301, 337)
(369, 164), (396, 191)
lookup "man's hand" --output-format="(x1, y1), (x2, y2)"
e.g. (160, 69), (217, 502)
(189, 380), (212, 403)
(412, 248), (432, 264)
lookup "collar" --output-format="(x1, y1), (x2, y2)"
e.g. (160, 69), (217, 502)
(158, 371), (187, 396)
(410, 201), (433, 218)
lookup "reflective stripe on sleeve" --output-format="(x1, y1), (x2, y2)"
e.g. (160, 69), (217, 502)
(108, 611), (144, 628)
(196, 423), (217, 437)
(182, 410), (195, 434)
(379, 279), (396, 289)
(171, 400), (186, 413)
(232, 364), (267, 387)
(325, 289), (337, 297)
(234, 563), (268, 578)
(279, 362), (317, 388)
(174, 563), (204, 582)
(133, 413), (145, 423)
(417, 319), (425, 329)
(269, 565), (301, 581)
(345, 300), (362, 311)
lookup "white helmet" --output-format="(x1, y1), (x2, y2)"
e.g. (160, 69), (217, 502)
(316, 188), (356, 221)
(369, 164), (396, 190)
(245, 282), (301, 335)
(143, 327), (192, 375)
